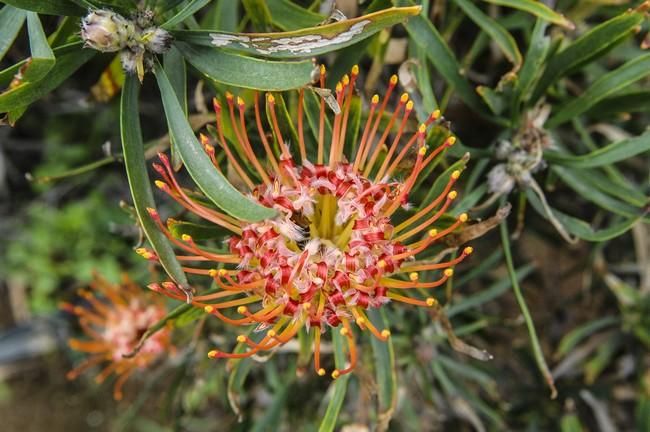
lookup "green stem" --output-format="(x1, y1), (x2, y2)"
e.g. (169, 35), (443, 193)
(499, 211), (558, 399)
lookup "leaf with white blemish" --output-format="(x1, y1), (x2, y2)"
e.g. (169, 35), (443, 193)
(172, 6), (421, 59)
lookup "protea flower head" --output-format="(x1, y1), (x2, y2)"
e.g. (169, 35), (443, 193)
(144, 65), (473, 379)
(61, 274), (172, 399)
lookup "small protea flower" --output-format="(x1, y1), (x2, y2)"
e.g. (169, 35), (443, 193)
(146, 66), (473, 379)
(81, 10), (133, 52)
(80, 9), (172, 82)
(61, 274), (172, 400)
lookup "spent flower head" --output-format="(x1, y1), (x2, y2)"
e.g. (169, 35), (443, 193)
(61, 274), (172, 400)
(145, 66), (473, 378)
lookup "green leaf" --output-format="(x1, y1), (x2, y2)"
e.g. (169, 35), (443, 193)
(161, 0), (210, 29)
(154, 61), (277, 221)
(85, 0), (136, 14)
(266, 0), (323, 30)
(343, 96), (362, 159)
(167, 219), (229, 240)
(587, 90), (650, 118)
(637, 396), (650, 432)
(552, 166), (643, 218)
(1, 0), (85, 15)
(227, 329), (259, 420)
(532, 9), (645, 102)
(0, 41), (93, 114)
(584, 336), (619, 384)
(448, 264), (534, 317)
(560, 414), (585, 432)
(367, 309), (397, 429)
(0, 6), (26, 62)
(266, 92), (300, 156)
(526, 189), (640, 241)
(555, 316), (619, 358)
(546, 53), (650, 128)
(241, 0), (273, 30)
(512, 19), (549, 108)
(544, 130), (650, 168)
(199, 0), (238, 31)
(25, 11), (55, 77)
(174, 306), (205, 327)
(250, 382), (291, 432)
(174, 6), (420, 59)
(454, 0), (522, 69)
(394, 0), (488, 117)
(48, 15), (82, 47)
(120, 75), (189, 287)
(575, 167), (648, 208)
(163, 45), (187, 170)
(476, 85), (505, 115)
(419, 156), (469, 211)
(319, 330), (350, 432)
(175, 41), (313, 90)
(481, 0), (573, 29)
(303, 89), (332, 158)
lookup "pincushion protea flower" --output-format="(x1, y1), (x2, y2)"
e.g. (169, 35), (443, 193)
(61, 274), (172, 400)
(144, 65), (473, 379)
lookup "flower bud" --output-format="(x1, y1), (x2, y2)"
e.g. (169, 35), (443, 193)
(81, 10), (132, 52)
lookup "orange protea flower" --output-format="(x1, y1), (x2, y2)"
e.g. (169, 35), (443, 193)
(61, 274), (172, 399)
(145, 65), (472, 379)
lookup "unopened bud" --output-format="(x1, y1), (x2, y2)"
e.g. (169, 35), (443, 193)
(81, 10), (132, 52)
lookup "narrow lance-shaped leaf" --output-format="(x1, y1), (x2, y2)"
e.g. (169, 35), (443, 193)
(393, 0), (490, 118)
(555, 316), (619, 358)
(454, 0), (522, 69)
(25, 11), (55, 74)
(532, 8), (645, 102)
(266, 0), (324, 31)
(481, 0), (574, 29)
(241, 0), (273, 30)
(319, 330), (350, 432)
(587, 90), (650, 118)
(544, 130), (650, 168)
(553, 166), (644, 218)
(368, 309), (397, 431)
(1, 0), (85, 16)
(526, 190), (641, 242)
(0, 9), (56, 99)
(173, 6), (421, 59)
(226, 328), (259, 421)
(0, 41), (94, 113)
(0, 5), (26, 62)
(154, 61), (277, 221)
(546, 53), (650, 128)
(120, 74), (190, 288)
(84, 0), (136, 14)
(175, 41), (314, 90)
(161, 0), (211, 29)
(163, 46), (187, 171)
(448, 264), (534, 317)
(512, 19), (549, 109)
